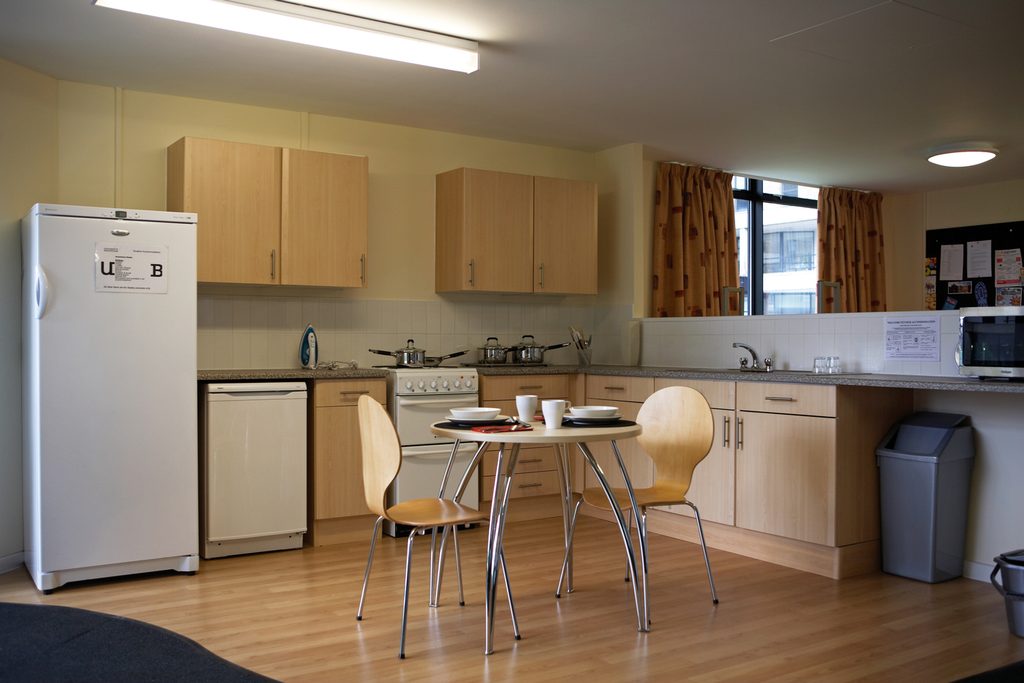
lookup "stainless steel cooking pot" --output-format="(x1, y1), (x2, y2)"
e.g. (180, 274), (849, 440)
(511, 335), (572, 364)
(370, 339), (467, 367)
(478, 337), (511, 364)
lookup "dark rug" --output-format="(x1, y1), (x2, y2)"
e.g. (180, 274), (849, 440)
(0, 602), (277, 682)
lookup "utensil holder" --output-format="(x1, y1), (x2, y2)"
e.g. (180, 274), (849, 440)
(577, 347), (592, 366)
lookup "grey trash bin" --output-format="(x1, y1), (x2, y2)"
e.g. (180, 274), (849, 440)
(876, 412), (974, 583)
(991, 550), (1024, 638)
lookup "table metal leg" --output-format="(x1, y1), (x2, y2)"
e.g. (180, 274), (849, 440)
(576, 442), (646, 632)
(484, 443), (519, 655)
(610, 440), (650, 629)
(554, 443), (575, 595)
(433, 441), (487, 606)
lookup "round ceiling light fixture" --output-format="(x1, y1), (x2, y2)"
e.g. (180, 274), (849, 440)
(927, 142), (999, 168)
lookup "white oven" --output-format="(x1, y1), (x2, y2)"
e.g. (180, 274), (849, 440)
(384, 368), (480, 536)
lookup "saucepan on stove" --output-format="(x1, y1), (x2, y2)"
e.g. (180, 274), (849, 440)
(511, 335), (572, 364)
(369, 339), (467, 367)
(477, 337), (512, 364)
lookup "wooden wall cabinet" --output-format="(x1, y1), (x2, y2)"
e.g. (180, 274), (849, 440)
(435, 167), (597, 294)
(167, 137), (368, 287)
(309, 378), (386, 545)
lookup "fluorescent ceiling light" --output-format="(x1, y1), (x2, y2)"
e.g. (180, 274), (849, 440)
(927, 142), (998, 168)
(93, 0), (479, 73)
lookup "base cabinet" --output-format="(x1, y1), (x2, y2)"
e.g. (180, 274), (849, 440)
(309, 379), (386, 545)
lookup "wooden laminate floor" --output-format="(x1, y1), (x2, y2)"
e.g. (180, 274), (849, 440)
(1, 516), (1021, 682)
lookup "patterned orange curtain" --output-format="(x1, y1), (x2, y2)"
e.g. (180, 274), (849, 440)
(817, 187), (886, 312)
(651, 163), (738, 317)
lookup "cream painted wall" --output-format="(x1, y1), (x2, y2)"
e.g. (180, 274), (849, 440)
(0, 59), (58, 565)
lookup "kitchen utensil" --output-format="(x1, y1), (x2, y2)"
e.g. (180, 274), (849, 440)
(512, 335), (572, 364)
(515, 394), (538, 423)
(450, 407), (500, 420)
(569, 405), (618, 418)
(542, 399), (570, 428)
(369, 339), (467, 367)
(477, 337), (512, 364)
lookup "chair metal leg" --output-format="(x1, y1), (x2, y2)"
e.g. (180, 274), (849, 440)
(625, 508), (634, 582)
(399, 531), (416, 659)
(685, 500), (719, 605)
(428, 526), (439, 607)
(356, 516), (384, 621)
(453, 525), (466, 606)
(556, 496), (584, 597)
(500, 550), (521, 640)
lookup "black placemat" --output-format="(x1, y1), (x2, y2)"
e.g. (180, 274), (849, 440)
(561, 418), (637, 428)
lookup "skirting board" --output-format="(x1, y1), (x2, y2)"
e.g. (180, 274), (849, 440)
(963, 560), (994, 584)
(581, 507), (879, 579)
(0, 552), (25, 576)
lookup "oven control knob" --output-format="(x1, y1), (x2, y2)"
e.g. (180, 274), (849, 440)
(464, 377), (473, 389)
(453, 379), (461, 388)
(430, 380), (438, 390)
(417, 380), (426, 390)
(405, 380), (413, 391)
(442, 379), (450, 389)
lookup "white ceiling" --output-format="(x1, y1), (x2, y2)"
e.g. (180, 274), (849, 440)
(1, 0), (1022, 193)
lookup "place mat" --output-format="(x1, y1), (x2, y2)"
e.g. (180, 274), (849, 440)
(471, 424), (533, 433)
(560, 418), (637, 428)
(435, 420), (511, 430)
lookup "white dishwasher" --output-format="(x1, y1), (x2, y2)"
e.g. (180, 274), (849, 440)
(202, 382), (307, 558)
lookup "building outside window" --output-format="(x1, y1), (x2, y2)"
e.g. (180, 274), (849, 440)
(733, 177), (818, 315)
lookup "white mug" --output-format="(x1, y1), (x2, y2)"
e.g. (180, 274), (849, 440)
(515, 394), (538, 423)
(542, 399), (571, 429)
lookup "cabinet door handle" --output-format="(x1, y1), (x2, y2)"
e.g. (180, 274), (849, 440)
(604, 385), (626, 391)
(468, 259), (475, 287)
(519, 385), (543, 390)
(520, 458), (543, 464)
(518, 482), (543, 489)
(270, 249), (276, 280)
(722, 415), (730, 448)
(360, 254), (366, 285)
(339, 390), (371, 397)
(736, 416), (743, 449)
(765, 396), (796, 402)
(538, 262), (545, 289)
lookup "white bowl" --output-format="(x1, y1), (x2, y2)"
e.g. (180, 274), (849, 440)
(450, 407), (501, 420)
(569, 405), (619, 418)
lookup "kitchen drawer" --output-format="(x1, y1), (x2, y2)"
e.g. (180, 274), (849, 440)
(313, 379), (386, 408)
(654, 377), (734, 410)
(480, 374), (569, 401)
(481, 470), (560, 502)
(736, 382), (835, 417)
(483, 446), (558, 473)
(586, 375), (654, 403)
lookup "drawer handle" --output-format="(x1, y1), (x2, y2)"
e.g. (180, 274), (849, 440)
(519, 385), (543, 390)
(520, 458), (543, 464)
(339, 389), (371, 397)
(722, 415), (730, 448)
(604, 385), (626, 391)
(518, 482), (543, 489)
(765, 396), (796, 402)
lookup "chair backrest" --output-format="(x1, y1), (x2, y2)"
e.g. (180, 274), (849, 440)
(635, 386), (714, 493)
(357, 395), (402, 518)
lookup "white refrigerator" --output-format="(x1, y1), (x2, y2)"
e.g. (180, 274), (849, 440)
(22, 203), (199, 592)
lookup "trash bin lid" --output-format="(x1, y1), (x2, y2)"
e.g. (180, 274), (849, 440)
(996, 550), (1024, 566)
(899, 412), (969, 429)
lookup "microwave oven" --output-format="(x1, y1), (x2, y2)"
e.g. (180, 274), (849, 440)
(958, 306), (1024, 379)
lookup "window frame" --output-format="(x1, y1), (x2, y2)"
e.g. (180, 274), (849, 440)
(733, 178), (818, 315)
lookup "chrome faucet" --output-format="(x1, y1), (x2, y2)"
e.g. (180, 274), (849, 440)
(733, 342), (772, 372)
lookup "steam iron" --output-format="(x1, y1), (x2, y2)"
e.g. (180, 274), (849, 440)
(299, 324), (318, 369)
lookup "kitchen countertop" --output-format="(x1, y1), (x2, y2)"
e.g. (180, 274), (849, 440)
(197, 365), (1024, 394)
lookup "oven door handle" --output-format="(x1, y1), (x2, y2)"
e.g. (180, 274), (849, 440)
(397, 396), (479, 407)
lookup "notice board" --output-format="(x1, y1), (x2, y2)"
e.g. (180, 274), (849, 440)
(924, 221), (1024, 310)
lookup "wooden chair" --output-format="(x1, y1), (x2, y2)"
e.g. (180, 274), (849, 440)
(557, 386), (719, 615)
(355, 395), (518, 659)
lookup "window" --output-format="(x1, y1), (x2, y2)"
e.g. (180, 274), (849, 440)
(733, 177), (819, 315)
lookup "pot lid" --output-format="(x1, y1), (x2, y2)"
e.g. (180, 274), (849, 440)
(480, 336), (510, 350)
(516, 334), (541, 349)
(401, 339), (424, 353)
(997, 549), (1024, 566)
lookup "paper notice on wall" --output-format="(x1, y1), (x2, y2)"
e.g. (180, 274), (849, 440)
(924, 275), (937, 310)
(939, 244), (964, 281)
(966, 239), (992, 278)
(95, 243), (168, 293)
(995, 248), (1022, 286)
(996, 287), (1023, 307)
(884, 316), (940, 361)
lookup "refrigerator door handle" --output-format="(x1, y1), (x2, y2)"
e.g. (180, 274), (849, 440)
(35, 265), (50, 319)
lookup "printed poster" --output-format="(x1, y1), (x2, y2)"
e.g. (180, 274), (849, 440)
(966, 239), (992, 278)
(996, 287), (1022, 307)
(939, 244), (964, 281)
(95, 243), (169, 293)
(995, 248), (1022, 286)
(924, 275), (937, 310)
(885, 316), (940, 361)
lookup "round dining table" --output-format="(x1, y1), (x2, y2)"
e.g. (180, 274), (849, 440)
(430, 419), (645, 655)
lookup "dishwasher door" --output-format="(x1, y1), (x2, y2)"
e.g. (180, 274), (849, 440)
(202, 382), (307, 558)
